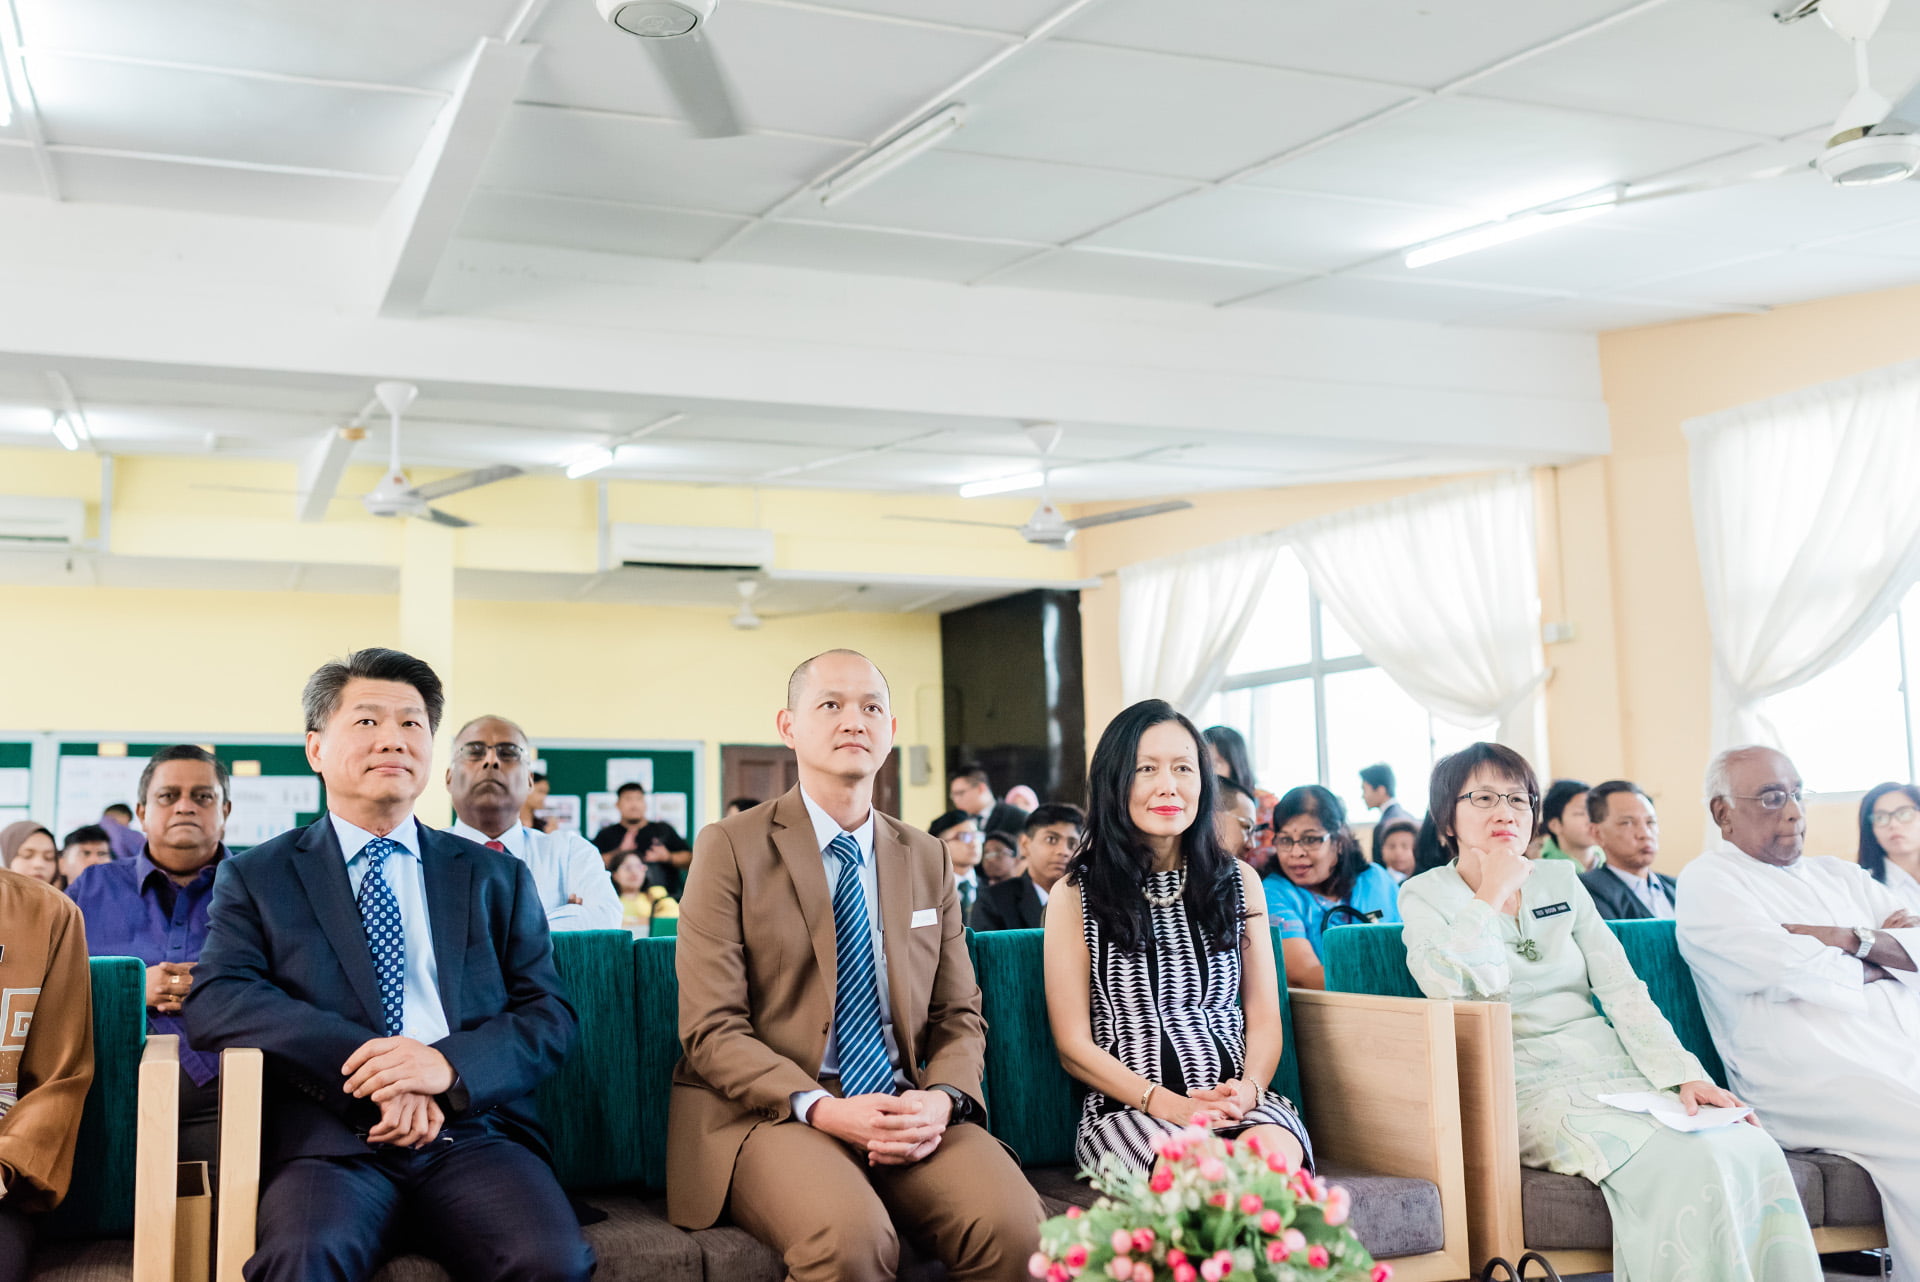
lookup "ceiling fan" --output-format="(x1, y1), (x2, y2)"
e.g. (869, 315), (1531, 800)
(888, 424), (1194, 550)
(596, 0), (744, 138)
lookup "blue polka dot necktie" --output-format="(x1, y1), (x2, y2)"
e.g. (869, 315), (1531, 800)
(358, 836), (406, 1037)
(828, 833), (893, 1098)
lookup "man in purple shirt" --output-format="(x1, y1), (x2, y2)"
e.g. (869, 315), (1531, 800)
(68, 745), (231, 1167)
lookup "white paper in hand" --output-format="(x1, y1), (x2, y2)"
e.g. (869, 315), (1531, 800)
(1596, 1090), (1753, 1132)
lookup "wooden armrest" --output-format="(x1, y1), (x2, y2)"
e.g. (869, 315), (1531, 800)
(1289, 989), (1469, 1280)
(1447, 1001), (1523, 1271)
(134, 1035), (180, 1282)
(214, 1048), (264, 1282)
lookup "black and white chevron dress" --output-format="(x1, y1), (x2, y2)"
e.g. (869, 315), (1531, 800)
(1074, 867), (1313, 1176)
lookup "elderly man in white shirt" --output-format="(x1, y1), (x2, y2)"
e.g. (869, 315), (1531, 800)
(446, 716), (620, 932)
(1677, 745), (1920, 1274)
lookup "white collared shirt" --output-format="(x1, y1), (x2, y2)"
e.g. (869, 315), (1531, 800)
(1606, 863), (1675, 919)
(329, 813), (450, 1044)
(448, 820), (622, 932)
(792, 788), (907, 1122)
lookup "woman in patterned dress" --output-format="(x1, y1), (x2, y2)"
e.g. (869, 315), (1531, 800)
(1401, 741), (1818, 1281)
(1045, 699), (1312, 1176)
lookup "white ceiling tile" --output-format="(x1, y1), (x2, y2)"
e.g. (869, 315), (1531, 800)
(483, 106), (856, 214)
(659, 415), (921, 449)
(1471, 297), (1712, 332)
(14, 0), (513, 90)
(1467, 0), (1920, 137)
(717, 220), (1041, 282)
(1609, 168), (1920, 247)
(462, 190), (747, 259)
(51, 152), (395, 222)
(780, 0), (1064, 32)
(797, 451), (1014, 489)
(609, 438), (826, 478)
(1248, 95), (1766, 216)
(1237, 274), (1541, 324)
(1058, 0), (1645, 90)
(1376, 223), (1760, 295)
(928, 424), (1186, 462)
(984, 248), (1304, 303)
(957, 43), (1413, 181)
(1816, 217), (1920, 259)
(1621, 250), (1920, 307)
(0, 146), (42, 196)
(1081, 185), (1477, 271)
(523, 0), (1004, 141)
(803, 150), (1195, 242)
(28, 54), (445, 175)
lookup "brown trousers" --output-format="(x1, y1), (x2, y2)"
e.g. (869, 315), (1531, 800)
(726, 1120), (1042, 1282)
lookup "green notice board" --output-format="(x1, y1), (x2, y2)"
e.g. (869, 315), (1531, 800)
(0, 741), (31, 825)
(534, 745), (699, 842)
(55, 740), (324, 852)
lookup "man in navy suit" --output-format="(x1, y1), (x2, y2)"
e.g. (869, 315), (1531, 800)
(185, 648), (592, 1282)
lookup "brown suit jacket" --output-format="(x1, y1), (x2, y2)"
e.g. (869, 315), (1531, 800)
(666, 787), (987, 1229)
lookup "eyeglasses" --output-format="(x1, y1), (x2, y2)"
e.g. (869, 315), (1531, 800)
(456, 742), (526, 763)
(1729, 787), (1803, 811)
(1458, 790), (1535, 812)
(1273, 833), (1330, 852)
(1871, 806), (1918, 828)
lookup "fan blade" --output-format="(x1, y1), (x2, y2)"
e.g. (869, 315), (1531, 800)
(1066, 500), (1195, 531)
(421, 507), (474, 529)
(884, 515), (1025, 531)
(1872, 74), (1920, 135)
(410, 464), (523, 501)
(644, 30), (744, 138)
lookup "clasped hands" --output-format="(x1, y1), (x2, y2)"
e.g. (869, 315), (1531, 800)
(341, 1036), (455, 1150)
(810, 1089), (953, 1167)
(1145, 1078), (1259, 1128)
(1782, 909), (1919, 981)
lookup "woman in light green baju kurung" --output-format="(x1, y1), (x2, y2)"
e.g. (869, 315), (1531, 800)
(1401, 744), (1819, 1282)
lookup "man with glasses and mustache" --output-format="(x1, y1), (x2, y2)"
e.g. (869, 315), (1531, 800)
(446, 716), (620, 932)
(1678, 744), (1920, 1274)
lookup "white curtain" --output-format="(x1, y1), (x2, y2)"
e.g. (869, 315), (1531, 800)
(1287, 472), (1551, 772)
(1118, 532), (1283, 715)
(1687, 358), (1920, 751)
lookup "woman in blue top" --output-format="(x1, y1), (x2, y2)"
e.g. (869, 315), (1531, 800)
(1261, 785), (1400, 988)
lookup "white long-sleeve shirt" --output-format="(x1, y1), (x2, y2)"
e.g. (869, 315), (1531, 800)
(447, 820), (622, 932)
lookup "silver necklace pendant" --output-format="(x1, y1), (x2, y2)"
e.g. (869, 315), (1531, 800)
(1143, 868), (1186, 908)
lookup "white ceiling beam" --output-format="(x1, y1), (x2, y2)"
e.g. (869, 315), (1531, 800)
(372, 37), (540, 317)
(0, 0), (59, 199)
(294, 426), (361, 524)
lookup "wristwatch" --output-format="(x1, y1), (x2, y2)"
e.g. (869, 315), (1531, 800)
(1853, 926), (1877, 959)
(930, 1083), (973, 1125)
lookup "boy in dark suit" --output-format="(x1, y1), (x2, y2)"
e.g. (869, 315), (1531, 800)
(185, 648), (590, 1282)
(971, 804), (1084, 933)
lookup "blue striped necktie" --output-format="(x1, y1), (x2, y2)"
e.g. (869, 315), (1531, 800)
(358, 836), (406, 1037)
(828, 832), (893, 1098)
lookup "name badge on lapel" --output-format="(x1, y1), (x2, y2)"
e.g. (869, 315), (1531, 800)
(1531, 902), (1572, 919)
(910, 908), (938, 928)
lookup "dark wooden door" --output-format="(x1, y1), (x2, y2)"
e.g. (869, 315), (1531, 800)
(721, 744), (901, 817)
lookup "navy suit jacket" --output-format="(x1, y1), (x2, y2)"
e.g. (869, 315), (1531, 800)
(183, 815), (576, 1168)
(1578, 865), (1678, 921)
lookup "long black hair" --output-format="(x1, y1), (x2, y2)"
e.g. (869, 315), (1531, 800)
(1202, 725), (1258, 795)
(1858, 781), (1920, 882)
(1271, 784), (1365, 900)
(1072, 700), (1241, 954)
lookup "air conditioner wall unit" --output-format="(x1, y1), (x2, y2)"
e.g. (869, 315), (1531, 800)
(0, 495), (86, 545)
(609, 523), (775, 572)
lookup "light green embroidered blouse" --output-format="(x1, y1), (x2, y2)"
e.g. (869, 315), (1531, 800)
(1399, 859), (1706, 1181)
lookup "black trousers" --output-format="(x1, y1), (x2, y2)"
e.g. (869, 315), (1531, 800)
(245, 1120), (594, 1282)
(0, 1200), (30, 1282)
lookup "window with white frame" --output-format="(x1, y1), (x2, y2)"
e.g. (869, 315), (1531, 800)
(1762, 579), (1920, 795)
(1195, 547), (1491, 821)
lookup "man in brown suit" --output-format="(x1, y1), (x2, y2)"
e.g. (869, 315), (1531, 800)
(668, 649), (1041, 1281)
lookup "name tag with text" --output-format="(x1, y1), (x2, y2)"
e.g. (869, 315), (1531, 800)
(911, 908), (938, 928)
(1532, 902), (1572, 919)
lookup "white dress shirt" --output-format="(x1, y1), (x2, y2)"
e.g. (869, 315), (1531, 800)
(791, 788), (908, 1124)
(448, 820), (623, 932)
(329, 814), (450, 1044)
(1606, 864), (1675, 919)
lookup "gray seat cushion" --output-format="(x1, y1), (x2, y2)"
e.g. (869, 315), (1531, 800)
(1790, 1151), (1883, 1226)
(1523, 1150), (1831, 1251)
(29, 1239), (131, 1282)
(1022, 1164), (1443, 1261)
(369, 1192), (701, 1282)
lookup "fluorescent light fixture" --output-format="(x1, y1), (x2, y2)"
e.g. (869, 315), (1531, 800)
(1404, 196), (1618, 270)
(565, 446), (616, 480)
(49, 413), (80, 452)
(958, 470), (1043, 499)
(818, 104), (967, 207)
